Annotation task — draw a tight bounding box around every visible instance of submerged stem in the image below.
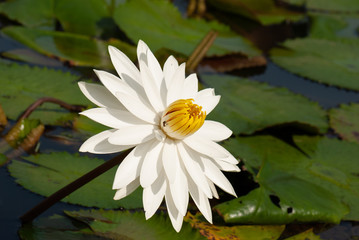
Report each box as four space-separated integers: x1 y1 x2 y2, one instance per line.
20 148 133 224
18 97 86 121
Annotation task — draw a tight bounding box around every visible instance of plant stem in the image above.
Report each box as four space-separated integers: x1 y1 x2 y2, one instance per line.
20 148 133 224
18 97 86 121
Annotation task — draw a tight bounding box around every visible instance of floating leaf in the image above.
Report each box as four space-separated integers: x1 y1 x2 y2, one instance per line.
185 212 285 240
0 0 55 29
284 0 359 12
329 103 359 144
1 26 136 68
8 152 142 208
1 48 62 67
19 210 206 240
283 228 321 240
216 135 359 223
113 0 260 57
270 38 359 91
0 61 88 125
54 0 110 37
207 0 304 25
0 154 7 165
201 74 328 135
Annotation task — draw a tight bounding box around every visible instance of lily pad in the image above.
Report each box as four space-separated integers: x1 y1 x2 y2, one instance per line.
201 74 328 135
215 135 359 223
0 61 88 125
113 0 260 57
1 26 136 68
19 210 206 240
0 0 55 29
329 103 359 144
8 152 142 208
54 0 111 37
207 0 304 25
270 38 359 91
185 212 285 240
285 0 359 12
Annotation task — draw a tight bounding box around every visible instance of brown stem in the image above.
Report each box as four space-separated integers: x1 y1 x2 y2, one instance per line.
186 30 218 73
18 97 86 121
20 148 133 223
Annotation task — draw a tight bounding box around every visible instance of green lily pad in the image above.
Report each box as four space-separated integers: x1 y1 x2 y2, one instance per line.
1 48 63 67
270 38 359 91
1 26 136 68
207 0 304 25
0 61 88 125
8 152 142 208
0 0 55 29
215 135 359 223
309 13 359 39
329 103 359 145
185 212 285 240
19 210 206 240
288 0 359 12
201 74 328 135
54 0 110 37
113 0 260 57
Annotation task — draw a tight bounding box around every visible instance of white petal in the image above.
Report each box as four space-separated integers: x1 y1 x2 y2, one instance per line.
114 178 140 200
213 159 241 172
80 108 146 129
196 88 215 98
194 120 232 142
169 163 189 216
108 45 141 84
188 177 213 223
140 140 164 188
165 186 184 232
177 142 212 198
207 178 219 199
137 40 149 65
146 47 163 88
183 135 229 159
78 82 123 109
115 91 158 124
112 142 152 189
108 124 155 145
166 63 186 106
194 92 220 115
200 156 237 197
163 55 179 90
143 172 166 219
181 73 198 99
79 130 134 154
162 139 180 184
139 60 165 112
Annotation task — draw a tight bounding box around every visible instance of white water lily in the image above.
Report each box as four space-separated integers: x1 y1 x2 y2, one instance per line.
78 40 240 232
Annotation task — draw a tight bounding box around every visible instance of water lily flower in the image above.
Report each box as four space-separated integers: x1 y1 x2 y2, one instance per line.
78 40 240 232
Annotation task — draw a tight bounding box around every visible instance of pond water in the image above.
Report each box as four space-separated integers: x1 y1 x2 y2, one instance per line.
1 3 359 239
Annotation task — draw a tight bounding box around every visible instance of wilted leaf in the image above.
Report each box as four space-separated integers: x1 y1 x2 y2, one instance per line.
4 119 42 147
270 38 359 91
201 74 328 135
8 152 143 208
185 212 285 240
113 0 260 57
0 61 88 125
216 135 359 223
0 103 7 130
207 0 304 25
0 0 55 29
1 26 136 68
329 103 359 145
19 210 206 240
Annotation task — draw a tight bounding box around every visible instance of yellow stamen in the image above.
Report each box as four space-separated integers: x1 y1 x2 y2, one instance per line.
161 99 206 139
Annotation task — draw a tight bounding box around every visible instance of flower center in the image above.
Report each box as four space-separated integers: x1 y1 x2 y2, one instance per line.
160 99 206 140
